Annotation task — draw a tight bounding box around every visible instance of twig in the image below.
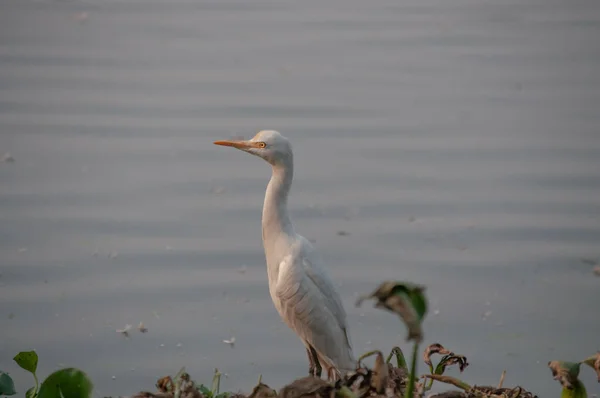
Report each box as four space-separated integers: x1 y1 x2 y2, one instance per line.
497 370 506 388
357 350 383 367
421 375 471 391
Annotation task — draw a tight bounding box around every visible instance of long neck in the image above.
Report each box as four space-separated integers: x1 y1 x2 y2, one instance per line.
262 158 295 247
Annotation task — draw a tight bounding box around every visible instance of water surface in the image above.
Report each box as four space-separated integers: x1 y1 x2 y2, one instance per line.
1 0 599 396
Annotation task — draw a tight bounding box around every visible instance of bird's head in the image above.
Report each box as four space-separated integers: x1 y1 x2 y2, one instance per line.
214 130 292 166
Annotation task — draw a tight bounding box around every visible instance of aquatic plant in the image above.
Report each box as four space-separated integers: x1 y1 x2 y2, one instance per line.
0 371 16 396
11 280 598 398
356 281 427 398
421 342 469 392
548 352 600 398
0 350 93 398
151 367 232 398
121 339 537 398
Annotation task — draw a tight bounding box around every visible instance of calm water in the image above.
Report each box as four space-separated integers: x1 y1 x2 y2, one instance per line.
1 0 599 396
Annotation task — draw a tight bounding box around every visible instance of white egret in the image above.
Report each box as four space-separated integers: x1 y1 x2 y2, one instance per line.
214 130 356 381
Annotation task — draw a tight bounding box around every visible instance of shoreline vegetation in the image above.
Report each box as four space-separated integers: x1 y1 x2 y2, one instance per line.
1 281 598 398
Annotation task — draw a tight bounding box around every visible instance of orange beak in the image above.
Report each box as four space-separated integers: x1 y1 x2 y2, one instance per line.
213 140 261 150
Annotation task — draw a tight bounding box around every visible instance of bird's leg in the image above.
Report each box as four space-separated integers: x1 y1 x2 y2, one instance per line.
327 367 340 383
307 346 322 378
306 347 315 376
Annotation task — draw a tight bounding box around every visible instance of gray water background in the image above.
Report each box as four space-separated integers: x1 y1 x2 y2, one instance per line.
1 0 599 396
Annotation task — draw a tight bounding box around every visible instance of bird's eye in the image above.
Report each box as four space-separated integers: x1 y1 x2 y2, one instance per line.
257 142 266 148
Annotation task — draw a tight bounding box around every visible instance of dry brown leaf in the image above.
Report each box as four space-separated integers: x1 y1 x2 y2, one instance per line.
371 351 388 394
248 382 277 398
156 376 174 393
582 351 600 382
343 367 371 395
470 385 534 398
443 354 469 373
428 392 466 398
278 376 332 398
386 365 407 396
229 394 248 398
548 360 580 389
129 392 174 398
424 343 452 367
356 281 427 343
177 372 202 398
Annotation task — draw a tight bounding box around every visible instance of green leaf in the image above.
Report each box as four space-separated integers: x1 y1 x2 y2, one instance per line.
386 346 408 370
37 368 93 398
211 368 221 395
423 343 451 368
356 281 428 342
561 380 587 398
198 383 212 398
26 386 36 398
215 393 230 398
0 372 17 396
398 284 428 321
13 351 38 375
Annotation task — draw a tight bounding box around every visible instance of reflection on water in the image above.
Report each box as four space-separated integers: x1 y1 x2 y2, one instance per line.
1 0 599 396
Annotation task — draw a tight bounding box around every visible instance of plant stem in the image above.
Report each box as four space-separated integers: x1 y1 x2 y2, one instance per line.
357 350 382 367
404 343 419 398
424 364 434 391
33 372 39 395
211 368 221 395
423 375 471 391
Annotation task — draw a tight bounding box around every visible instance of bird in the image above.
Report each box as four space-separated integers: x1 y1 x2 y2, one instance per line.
214 130 356 381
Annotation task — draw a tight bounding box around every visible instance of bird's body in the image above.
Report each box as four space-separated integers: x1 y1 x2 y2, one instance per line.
214 130 356 380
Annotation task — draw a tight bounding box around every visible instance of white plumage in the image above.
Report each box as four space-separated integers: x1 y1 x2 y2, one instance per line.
214 130 356 380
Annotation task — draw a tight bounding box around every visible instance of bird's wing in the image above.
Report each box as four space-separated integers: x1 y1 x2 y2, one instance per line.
302 257 349 331
275 244 355 370
301 254 355 360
